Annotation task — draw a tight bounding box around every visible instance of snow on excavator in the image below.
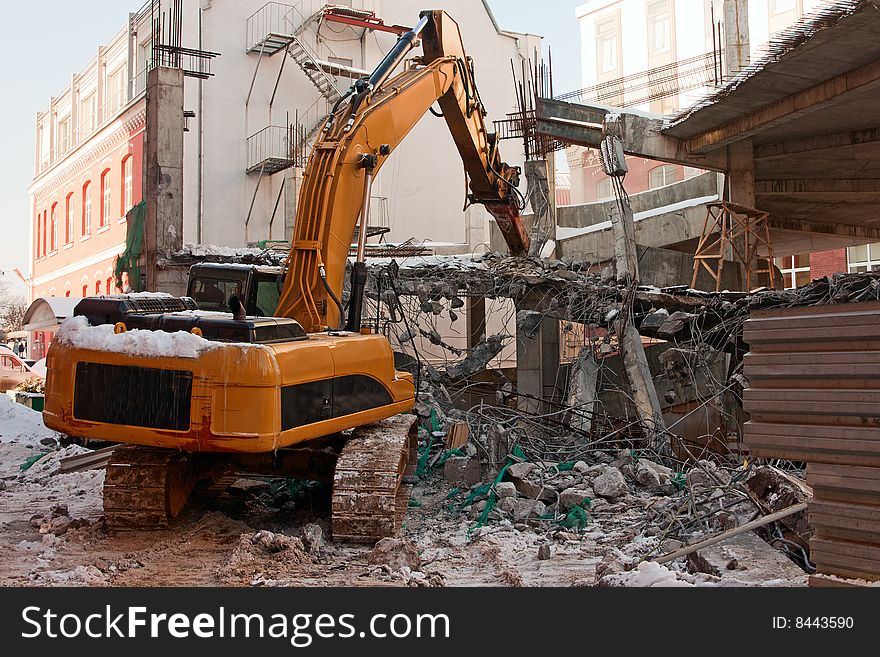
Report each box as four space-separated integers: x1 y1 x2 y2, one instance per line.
42 10 529 541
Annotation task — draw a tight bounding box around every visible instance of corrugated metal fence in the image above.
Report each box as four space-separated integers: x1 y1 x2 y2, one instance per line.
743 302 880 583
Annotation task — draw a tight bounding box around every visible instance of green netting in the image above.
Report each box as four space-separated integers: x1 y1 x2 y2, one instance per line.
556 461 576 472
408 498 422 508
671 472 687 491
19 452 50 472
559 504 590 531
436 448 465 467
114 201 146 292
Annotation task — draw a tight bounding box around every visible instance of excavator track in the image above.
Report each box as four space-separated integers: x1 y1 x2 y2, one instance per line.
331 415 419 543
103 446 217 530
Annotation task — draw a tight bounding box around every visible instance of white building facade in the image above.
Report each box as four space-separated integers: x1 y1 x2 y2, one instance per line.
29 0 541 303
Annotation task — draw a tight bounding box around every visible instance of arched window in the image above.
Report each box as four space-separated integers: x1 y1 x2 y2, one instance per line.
65 193 74 244
107 277 113 294
66 290 71 297
101 168 111 227
95 280 102 295
596 177 614 201
648 164 679 189
82 181 92 235
50 203 58 252
82 284 88 297
35 212 41 257
42 210 47 255
121 155 133 215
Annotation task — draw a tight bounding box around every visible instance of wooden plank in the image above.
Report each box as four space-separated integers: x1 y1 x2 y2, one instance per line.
445 423 469 450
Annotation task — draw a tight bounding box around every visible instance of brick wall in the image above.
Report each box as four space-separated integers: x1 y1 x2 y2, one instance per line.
810 248 849 280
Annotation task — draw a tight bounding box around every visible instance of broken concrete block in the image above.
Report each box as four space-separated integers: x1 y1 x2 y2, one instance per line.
572 461 589 474
443 456 482 488
560 487 594 510
512 498 546 522
639 308 669 332
495 482 517 499
592 467 628 500
497 496 517 514
301 523 322 557
634 462 661 488
510 477 556 503
507 462 534 480
537 544 551 560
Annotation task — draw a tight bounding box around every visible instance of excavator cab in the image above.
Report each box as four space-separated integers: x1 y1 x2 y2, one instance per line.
187 263 283 317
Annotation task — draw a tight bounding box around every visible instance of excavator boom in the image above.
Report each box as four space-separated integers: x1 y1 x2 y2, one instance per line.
276 10 528 333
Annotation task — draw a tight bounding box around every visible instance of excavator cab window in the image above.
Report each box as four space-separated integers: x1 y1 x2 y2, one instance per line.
253 276 281 318
190 277 244 312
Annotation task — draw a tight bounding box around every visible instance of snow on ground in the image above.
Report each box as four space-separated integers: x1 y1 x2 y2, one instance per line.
0 394 59 446
55 316 220 359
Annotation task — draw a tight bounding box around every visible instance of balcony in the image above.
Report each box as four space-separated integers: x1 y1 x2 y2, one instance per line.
247 125 300 174
247 2 305 54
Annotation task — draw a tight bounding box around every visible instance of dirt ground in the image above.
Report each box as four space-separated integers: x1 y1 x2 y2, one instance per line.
0 396 808 588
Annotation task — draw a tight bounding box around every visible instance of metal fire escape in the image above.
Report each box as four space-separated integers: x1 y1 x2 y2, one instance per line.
244 2 405 239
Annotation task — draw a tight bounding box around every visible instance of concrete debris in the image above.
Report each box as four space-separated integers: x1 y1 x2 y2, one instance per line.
495 482 517 498
301 523 323 557
443 455 482 488
537 544 551 560
512 498 546 521
367 538 421 573
560 487 594 510
592 467 628 500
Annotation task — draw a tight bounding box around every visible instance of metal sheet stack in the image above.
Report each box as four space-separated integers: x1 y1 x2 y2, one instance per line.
743 302 880 585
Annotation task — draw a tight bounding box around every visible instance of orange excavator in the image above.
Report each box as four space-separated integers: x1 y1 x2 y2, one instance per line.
42 10 529 541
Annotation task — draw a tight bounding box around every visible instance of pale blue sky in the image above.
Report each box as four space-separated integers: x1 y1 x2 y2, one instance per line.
0 0 583 286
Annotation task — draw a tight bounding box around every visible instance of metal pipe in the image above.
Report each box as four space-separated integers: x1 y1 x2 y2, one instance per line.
355 167 373 262
343 13 430 131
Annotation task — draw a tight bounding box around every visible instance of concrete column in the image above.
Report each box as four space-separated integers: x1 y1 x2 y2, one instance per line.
466 297 486 350
728 138 756 289
516 311 560 414
723 0 750 79
144 66 187 295
525 159 557 258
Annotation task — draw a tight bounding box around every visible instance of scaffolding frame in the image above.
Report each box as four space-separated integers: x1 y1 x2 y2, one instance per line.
691 202 777 292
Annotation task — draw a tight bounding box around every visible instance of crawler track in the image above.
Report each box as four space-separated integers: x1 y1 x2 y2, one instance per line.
331 415 418 542
103 446 216 530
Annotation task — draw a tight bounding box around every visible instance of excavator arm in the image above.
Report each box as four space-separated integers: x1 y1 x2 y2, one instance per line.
275 10 529 334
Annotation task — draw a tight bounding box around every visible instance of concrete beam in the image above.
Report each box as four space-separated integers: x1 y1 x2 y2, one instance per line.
754 127 880 160
768 216 880 241
536 98 727 170
755 179 880 195
687 58 880 154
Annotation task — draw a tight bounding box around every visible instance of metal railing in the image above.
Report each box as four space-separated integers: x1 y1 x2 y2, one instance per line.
247 125 298 173
246 1 318 52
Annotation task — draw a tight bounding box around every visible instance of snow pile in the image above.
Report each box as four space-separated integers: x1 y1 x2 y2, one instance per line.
605 561 697 587
0 394 59 446
126 291 173 299
55 316 219 360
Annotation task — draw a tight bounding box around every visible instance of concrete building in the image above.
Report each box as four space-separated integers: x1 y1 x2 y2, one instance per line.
539 0 880 287
28 0 540 302
561 0 869 289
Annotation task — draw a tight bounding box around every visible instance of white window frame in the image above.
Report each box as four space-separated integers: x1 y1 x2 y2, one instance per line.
50 204 58 252
774 255 811 289
647 1 671 55
648 164 678 189
102 171 112 226
597 19 618 74
847 243 880 273
83 183 92 235
123 157 133 213
66 194 74 244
